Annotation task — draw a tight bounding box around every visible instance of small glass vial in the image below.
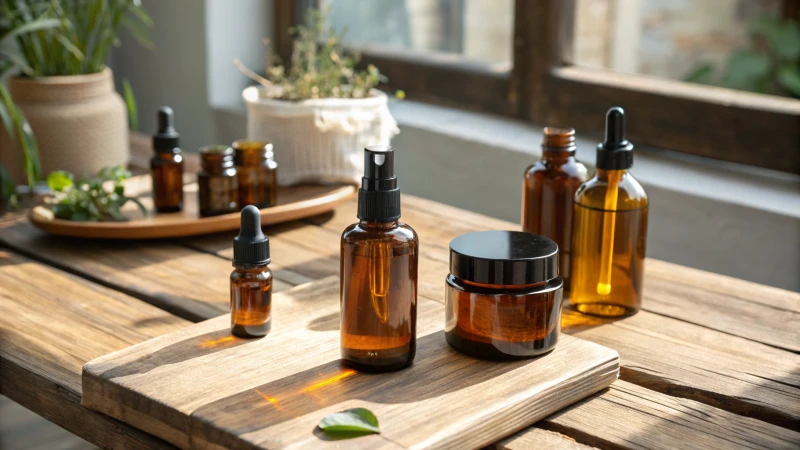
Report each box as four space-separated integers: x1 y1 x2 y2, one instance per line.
198 145 239 217
341 145 419 372
571 108 649 317
150 107 184 213
522 127 588 291
233 140 278 209
445 231 563 359
231 205 272 338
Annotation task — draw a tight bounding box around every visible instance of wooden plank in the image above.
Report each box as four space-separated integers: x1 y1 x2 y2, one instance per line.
496 428 598 450
500 381 800 450
0 395 97 450
0 217 294 322
83 277 620 450
0 250 184 449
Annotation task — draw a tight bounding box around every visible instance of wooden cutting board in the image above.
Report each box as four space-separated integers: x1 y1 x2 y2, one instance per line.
82 277 619 450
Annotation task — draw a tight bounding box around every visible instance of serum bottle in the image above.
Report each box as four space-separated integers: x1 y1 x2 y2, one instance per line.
150 107 184 213
570 108 648 317
340 145 418 372
231 205 272 337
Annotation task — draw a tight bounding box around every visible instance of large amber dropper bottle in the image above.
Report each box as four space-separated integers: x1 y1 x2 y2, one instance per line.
570 108 648 317
340 145 418 372
522 127 588 291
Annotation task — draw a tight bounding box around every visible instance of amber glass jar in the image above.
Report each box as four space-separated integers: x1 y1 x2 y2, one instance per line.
445 231 563 359
233 140 278 209
198 145 239 217
522 127 588 291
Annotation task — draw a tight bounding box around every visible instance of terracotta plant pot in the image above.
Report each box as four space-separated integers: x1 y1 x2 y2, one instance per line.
243 87 399 186
0 67 128 185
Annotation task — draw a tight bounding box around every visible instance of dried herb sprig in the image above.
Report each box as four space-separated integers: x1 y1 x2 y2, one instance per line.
46 166 146 221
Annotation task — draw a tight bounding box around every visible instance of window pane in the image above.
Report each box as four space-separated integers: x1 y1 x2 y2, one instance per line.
316 0 514 66
573 0 797 98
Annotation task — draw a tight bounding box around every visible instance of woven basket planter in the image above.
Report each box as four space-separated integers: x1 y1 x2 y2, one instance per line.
243 87 399 186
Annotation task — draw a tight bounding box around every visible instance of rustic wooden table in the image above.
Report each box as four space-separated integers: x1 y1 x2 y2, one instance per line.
0 150 798 449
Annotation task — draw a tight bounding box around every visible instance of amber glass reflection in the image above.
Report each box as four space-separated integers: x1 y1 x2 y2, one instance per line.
340 220 418 371
522 127 588 291
151 152 184 213
445 276 562 359
233 140 278 209
198 146 239 217
570 169 648 317
230 263 272 338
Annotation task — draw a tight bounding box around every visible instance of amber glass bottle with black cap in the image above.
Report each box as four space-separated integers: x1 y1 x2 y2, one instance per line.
445 230 563 359
571 107 648 317
340 145 418 372
198 145 238 217
230 205 272 338
233 140 278 209
150 106 184 213
522 127 588 291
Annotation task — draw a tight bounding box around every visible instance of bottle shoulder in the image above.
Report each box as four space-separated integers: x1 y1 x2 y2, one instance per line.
575 172 648 210
230 265 272 281
341 222 418 245
524 158 589 181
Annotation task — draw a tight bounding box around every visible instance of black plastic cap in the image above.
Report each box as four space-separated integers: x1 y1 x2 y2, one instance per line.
596 107 633 170
233 205 270 265
153 106 180 153
450 231 559 286
357 145 401 222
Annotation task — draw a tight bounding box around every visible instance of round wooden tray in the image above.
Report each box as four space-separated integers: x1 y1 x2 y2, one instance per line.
29 175 356 239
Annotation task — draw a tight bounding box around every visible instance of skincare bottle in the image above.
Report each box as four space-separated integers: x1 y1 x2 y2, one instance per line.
232 140 278 209
522 127 588 290
150 107 184 213
570 107 648 317
230 205 272 338
340 145 418 372
198 145 239 217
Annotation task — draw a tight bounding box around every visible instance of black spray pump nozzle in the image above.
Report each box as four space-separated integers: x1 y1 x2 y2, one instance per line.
233 205 270 265
153 106 180 153
596 107 634 170
358 145 401 222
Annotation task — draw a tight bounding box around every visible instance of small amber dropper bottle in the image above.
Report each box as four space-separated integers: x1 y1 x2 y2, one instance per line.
522 127 588 291
230 205 272 338
570 107 648 317
341 145 419 372
150 107 184 213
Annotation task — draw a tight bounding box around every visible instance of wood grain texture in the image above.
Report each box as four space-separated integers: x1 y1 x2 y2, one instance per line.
82 277 620 450
0 250 183 449
0 218 293 322
501 380 800 450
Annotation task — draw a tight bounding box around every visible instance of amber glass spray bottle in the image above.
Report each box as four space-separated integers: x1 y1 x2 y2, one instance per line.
150 107 184 212
341 145 418 371
571 108 648 317
522 127 588 290
231 205 272 337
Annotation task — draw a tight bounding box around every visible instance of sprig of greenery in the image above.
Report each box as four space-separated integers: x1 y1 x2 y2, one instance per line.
684 16 800 98
46 166 146 222
237 7 386 100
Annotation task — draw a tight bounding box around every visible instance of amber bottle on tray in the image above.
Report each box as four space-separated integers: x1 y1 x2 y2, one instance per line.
150 107 184 213
198 145 238 217
233 140 278 209
230 205 272 338
522 127 588 291
571 108 648 317
340 145 418 372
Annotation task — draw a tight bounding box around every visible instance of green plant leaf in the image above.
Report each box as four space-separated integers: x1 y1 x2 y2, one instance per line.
47 170 74 192
724 50 771 90
122 78 138 131
775 22 800 60
777 65 800 97
0 83 41 186
0 18 61 43
683 63 715 84
0 164 16 204
318 408 380 436
749 16 781 45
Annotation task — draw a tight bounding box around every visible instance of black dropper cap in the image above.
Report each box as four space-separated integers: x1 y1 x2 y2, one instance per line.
233 205 270 265
595 107 633 170
357 145 401 222
153 106 180 153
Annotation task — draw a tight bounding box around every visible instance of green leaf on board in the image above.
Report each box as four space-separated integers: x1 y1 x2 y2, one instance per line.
318 408 380 436
43 166 141 221
46 171 74 192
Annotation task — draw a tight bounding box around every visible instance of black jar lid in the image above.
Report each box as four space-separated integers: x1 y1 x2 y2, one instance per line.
449 231 558 286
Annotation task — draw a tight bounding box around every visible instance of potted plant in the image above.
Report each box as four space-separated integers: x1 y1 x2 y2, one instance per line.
0 0 151 187
237 8 399 186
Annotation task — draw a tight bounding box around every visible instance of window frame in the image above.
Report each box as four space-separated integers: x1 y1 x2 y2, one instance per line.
275 0 800 174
